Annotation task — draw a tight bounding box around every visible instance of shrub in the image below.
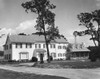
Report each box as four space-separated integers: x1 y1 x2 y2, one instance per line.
47 56 53 61
31 57 38 62
8 60 16 62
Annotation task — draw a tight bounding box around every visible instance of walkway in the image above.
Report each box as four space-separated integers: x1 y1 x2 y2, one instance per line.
0 65 100 79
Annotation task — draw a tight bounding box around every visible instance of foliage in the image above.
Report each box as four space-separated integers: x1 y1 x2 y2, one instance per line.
47 56 53 61
76 10 100 46
31 57 38 62
66 43 72 53
76 9 100 61
21 0 60 63
66 43 72 60
18 33 26 35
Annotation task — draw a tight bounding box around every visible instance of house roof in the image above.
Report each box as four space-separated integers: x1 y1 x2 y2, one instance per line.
71 48 90 52
8 34 68 43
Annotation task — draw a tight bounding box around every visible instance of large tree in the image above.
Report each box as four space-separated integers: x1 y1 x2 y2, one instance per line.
77 10 100 47
76 10 100 61
21 0 60 63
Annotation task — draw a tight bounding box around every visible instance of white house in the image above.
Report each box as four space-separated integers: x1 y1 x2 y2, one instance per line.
3 34 68 61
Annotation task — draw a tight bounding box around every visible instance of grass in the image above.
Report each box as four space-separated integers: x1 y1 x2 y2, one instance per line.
0 69 68 79
34 59 100 69
1 59 100 69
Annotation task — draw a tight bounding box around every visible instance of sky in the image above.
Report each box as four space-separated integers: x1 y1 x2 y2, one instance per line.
0 0 100 47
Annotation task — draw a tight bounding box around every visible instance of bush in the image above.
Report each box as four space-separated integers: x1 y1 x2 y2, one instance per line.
47 56 53 61
8 60 16 62
89 47 98 62
31 57 38 62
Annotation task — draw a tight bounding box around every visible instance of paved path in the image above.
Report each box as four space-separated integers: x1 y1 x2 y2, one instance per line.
0 65 100 79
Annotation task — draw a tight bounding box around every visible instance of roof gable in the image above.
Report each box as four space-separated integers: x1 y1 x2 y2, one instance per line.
5 34 11 45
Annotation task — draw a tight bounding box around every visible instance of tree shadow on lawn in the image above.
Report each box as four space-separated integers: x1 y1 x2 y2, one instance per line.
0 69 69 79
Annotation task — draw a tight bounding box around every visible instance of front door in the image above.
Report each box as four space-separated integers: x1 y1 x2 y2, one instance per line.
40 53 44 63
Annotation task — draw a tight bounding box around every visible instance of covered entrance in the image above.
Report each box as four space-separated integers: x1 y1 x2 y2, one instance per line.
33 49 46 62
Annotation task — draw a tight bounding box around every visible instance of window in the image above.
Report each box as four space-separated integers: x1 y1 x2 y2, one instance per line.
58 46 61 49
35 44 37 48
63 46 66 49
39 44 41 48
16 43 18 48
53 44 55 48
50 44 52 48
26 43 32 48
50 44 55 48
8 54 11 60
29 43 32 48
6 54 8 60
63 53 66 56
58 53 62 57
10 44 12 49
43 44 45 48
26 43 27 48
6 45 8 50
51 53 56 58
20 43 22 48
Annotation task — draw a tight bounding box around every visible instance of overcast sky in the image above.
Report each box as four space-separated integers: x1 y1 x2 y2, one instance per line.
0 0 100 47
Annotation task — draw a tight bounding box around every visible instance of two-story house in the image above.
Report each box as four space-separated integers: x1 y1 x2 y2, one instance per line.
4 34 68 61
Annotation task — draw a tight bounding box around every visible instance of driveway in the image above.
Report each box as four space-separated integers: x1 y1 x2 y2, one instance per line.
0 65 100 79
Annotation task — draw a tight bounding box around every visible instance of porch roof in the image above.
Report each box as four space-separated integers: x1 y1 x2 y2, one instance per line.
71 48 90 52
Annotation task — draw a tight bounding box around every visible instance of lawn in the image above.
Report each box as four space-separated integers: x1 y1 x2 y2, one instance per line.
34 60 100 69
0 69 68 79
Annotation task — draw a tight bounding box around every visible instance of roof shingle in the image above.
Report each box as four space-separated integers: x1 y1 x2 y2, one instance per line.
9 34 68 43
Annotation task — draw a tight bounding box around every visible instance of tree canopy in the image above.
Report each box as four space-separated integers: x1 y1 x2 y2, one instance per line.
76 9 100 46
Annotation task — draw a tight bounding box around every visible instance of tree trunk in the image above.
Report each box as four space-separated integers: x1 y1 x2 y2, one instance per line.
42 18 50 63
45 36 50 63
40 54 44 64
